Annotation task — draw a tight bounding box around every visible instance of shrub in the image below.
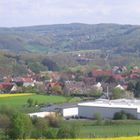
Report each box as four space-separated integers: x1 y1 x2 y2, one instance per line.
43 128 57 139
113 111 135 120
94 113 103 125
57 126 76 138
46 114 61 128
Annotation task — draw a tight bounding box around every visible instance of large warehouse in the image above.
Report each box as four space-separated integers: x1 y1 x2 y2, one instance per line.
78 99 140 119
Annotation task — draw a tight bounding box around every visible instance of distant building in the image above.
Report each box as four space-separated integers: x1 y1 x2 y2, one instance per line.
28 112 57 118
115 84 125 90
92 69 113 77
78 99 140 119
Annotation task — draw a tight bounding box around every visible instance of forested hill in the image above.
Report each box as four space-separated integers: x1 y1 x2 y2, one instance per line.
0 23 140 53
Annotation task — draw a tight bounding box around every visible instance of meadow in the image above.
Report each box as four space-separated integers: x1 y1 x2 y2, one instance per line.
79 124 140 138
62 120 140 138
0 93 80 112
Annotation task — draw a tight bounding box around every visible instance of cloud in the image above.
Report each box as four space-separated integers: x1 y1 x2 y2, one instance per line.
0 0 140 27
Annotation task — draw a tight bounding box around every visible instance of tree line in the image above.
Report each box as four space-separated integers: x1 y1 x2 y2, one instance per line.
0 105 79 139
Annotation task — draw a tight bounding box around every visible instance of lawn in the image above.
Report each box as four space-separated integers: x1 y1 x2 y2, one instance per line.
0 93 80 112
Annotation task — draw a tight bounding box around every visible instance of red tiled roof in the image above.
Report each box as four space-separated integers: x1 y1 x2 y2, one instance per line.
21 77 33 83
131 69 140 73
92 69 113 77
113 74 124 81
48 82 60 87
0 82 14 89
130 74 140 78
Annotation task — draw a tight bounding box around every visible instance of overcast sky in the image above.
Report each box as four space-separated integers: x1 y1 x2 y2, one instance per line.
1 0 140 27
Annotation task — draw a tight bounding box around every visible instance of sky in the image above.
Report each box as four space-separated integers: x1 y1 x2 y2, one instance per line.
1 0 140 27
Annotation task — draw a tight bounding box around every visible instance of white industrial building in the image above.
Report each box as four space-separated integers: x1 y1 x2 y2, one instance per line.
32 99 140 120
28 112 56 118
78 99 140 119
40 102 79 118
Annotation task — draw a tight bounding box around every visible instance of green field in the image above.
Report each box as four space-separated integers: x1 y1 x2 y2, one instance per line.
0 94 80 112
62 120 140 138
80 124 140 138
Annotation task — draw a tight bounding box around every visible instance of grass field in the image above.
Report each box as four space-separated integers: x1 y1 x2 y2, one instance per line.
62 120 140 138
0 93 80 112
79 124 140 138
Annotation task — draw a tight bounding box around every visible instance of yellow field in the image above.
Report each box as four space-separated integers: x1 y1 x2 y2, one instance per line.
74 136 140 140
0 93 33 98
94 136 140 140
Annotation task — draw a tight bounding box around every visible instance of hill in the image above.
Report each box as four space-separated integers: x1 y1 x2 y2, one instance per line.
0 23 140 53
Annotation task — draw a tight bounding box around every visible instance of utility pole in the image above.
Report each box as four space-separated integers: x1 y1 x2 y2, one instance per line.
107 86 109 100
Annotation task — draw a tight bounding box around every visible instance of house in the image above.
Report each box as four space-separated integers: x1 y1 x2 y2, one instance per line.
0 82 14 93
93 82 103 92
130 74 140 79
115 84 125 90
64 81 86 94
60 72 75 81
83 77 96 86
10 84 18 92
113 74 125 81
21 77 35 87
47 71 61 81
92 69 113 77
131 69 140 74
45 81 62 90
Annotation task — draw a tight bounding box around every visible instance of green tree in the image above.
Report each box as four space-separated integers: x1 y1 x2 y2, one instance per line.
33 118 48 138
111 88 124 99
0 105 16 116
57 126 76 138
127 81 135 92
43 128 57 139
8 112 32 139
28 62 46 74
27 98 34 107
113 111 135 120
94 113 102 125
42 58 60 71
46 114 61 128
51 85 63 95
134 81 140 97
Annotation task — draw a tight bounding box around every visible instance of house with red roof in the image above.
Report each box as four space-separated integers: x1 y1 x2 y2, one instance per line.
92 69 113 77
131 69 140 74
0 82 15 93
112 74 125 81
22 77 35 87
12 76 35 87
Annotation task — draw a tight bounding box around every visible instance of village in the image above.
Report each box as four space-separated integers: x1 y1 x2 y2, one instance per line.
1 56 140 139
0 65 140 98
